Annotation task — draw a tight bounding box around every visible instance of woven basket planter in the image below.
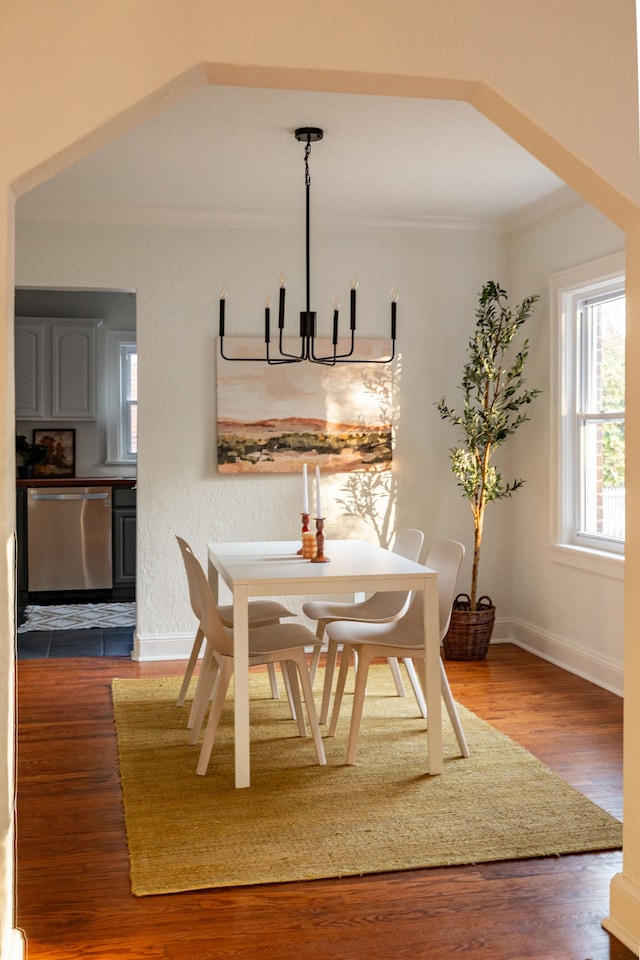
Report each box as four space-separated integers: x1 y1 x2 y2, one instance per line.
443 593 495 660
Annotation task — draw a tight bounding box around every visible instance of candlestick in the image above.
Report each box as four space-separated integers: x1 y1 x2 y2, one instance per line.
310 516 330 562
302 463 309 514
264 295 271 343
298 512 313 556
315 465 322 519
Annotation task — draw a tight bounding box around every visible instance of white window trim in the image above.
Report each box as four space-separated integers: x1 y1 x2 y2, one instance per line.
105 329 137 465
550 251 625 579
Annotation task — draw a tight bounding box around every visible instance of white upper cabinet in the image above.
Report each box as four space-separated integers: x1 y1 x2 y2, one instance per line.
15 318 97 421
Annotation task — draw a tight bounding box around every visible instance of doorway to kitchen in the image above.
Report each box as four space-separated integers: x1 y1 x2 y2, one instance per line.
15 286 137 657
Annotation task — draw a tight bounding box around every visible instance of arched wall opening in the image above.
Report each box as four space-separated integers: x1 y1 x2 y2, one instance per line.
6 58 640 956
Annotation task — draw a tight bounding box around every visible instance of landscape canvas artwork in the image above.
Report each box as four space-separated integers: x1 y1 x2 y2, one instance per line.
216 338 393 474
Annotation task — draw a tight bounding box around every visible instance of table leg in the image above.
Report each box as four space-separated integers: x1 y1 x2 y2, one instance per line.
423 576 443 775
233 583 251 788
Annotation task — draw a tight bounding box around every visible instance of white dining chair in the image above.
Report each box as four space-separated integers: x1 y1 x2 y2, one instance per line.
325 539 470 765
303 528 424 723
175 536 296 716
177 539 326 776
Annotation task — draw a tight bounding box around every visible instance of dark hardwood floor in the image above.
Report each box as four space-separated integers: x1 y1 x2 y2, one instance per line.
15 644 633 960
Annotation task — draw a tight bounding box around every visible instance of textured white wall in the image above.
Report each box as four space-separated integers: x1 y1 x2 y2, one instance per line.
509 203 626 682
15 218 508 647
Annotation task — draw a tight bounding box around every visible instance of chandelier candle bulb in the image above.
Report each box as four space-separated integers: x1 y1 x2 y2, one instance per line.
219 288 227 337
264 295 271 342
302 463 309 514
350 274 358 330
278 275 286 328
315 464 322 518
391 287 398 340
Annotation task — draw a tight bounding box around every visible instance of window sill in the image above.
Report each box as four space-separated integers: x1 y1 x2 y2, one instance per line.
550 543 624 580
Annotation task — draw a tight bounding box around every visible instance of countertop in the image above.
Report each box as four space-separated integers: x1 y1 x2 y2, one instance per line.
16 477 136 488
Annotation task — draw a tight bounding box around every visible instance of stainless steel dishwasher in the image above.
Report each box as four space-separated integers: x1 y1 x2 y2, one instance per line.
27 486 113 592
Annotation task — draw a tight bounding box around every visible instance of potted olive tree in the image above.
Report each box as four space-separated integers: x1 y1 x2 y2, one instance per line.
436 281 540 659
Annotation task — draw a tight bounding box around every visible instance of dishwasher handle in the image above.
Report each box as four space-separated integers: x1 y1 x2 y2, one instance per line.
29 492 111 502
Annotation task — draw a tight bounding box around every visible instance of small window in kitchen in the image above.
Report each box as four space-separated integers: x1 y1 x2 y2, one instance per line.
106 331 137 464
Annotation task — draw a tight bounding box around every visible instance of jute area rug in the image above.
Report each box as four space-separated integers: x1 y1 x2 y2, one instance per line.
111 668 622 897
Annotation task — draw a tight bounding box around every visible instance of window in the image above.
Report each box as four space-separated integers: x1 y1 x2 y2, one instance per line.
106 331 137 464
553 253 625 563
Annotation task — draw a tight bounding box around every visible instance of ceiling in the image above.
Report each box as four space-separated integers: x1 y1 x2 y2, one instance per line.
17 85 569 227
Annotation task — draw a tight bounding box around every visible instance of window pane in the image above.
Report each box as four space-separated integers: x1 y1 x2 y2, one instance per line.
582 295 625 414
580 418 625 539
128 401 138 455
128 350 138 401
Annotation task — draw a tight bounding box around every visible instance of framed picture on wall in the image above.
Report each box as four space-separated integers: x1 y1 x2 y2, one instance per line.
33 429 76 478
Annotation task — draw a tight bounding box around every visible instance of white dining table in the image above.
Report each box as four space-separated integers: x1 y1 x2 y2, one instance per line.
207 538 441 788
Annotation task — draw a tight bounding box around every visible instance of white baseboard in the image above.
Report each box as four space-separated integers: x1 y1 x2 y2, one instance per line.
132 618 624 698
132 632 193 661
603 873 640 954
6 928 24 960
506 617 623 697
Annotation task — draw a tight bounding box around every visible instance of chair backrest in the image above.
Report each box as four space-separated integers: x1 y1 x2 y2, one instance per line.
391 528 424 563
396 540 465 643
175 536 234 656
176 536 203 621
424 539 465 639
352 529 425 622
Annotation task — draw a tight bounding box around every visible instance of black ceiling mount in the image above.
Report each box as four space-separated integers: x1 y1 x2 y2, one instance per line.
294 127 324 143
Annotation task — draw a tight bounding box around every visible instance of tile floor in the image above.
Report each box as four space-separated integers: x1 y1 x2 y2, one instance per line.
16 627 134 660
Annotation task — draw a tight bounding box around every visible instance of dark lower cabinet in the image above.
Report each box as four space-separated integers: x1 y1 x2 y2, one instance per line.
112 487 136 600
17 482 136 605
16 487 28 612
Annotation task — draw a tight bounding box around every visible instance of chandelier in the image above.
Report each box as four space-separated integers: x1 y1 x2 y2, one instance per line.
218 127 398 365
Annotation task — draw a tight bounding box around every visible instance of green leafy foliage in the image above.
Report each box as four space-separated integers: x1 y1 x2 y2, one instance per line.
436 281 541 608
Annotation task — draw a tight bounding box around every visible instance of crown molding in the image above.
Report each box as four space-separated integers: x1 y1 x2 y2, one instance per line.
15 187 584 238
504 185 586 238
15 198 507 237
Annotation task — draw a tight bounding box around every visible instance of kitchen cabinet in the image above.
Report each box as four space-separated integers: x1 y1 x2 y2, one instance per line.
15 318 97 421
112 486 136 600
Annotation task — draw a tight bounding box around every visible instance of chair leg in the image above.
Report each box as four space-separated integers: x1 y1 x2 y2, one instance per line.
177 627 205 707
280 663 298 722
440 659 471 757
196 659 234 775
308 646 322 688
293 656 327 766
345 647 373 765
188 645 219 742
327 644 353 736
307 619 326 689
267 662 280 698
402 657 427 719
320 638 339 724
387 656 406 697
283 661 307 737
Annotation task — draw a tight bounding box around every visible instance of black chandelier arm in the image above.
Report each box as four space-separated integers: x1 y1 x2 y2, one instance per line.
309 337 397 365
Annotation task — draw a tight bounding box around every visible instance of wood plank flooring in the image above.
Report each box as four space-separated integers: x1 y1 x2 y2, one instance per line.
15 644 634 960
